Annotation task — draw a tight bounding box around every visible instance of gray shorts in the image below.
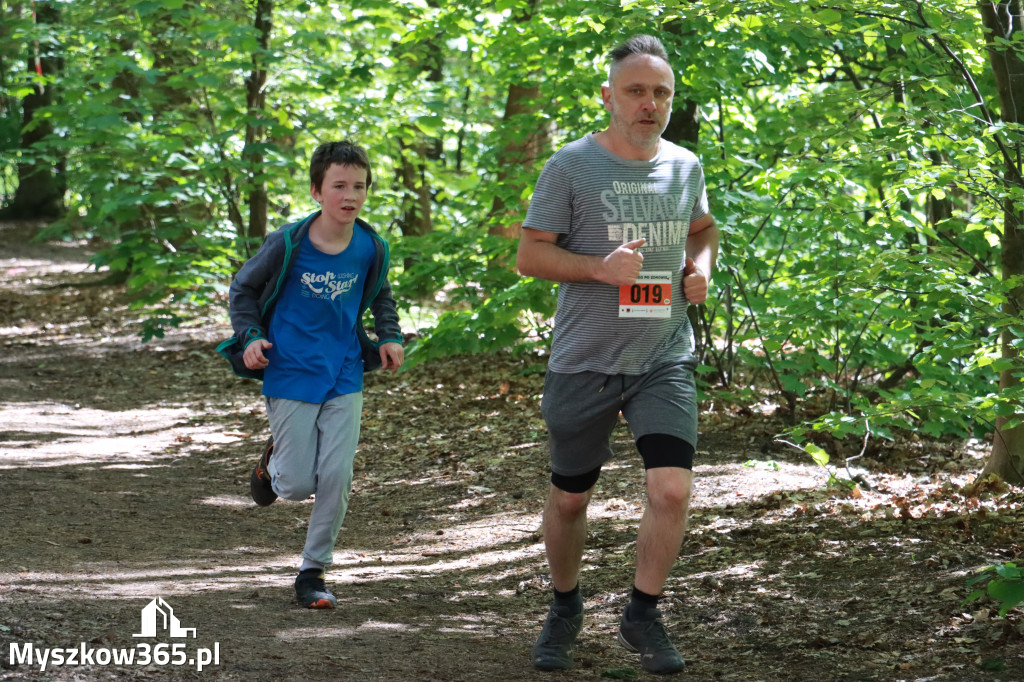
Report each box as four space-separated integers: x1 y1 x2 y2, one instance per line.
541 359 699 477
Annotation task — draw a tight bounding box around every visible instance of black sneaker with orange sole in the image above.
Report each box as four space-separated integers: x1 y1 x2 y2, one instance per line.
249 437 277 506
295 569 337 609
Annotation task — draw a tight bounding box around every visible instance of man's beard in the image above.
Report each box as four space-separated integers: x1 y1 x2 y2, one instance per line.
610 107 671 149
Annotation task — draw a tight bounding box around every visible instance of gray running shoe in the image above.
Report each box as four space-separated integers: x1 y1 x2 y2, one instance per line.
617 606 685 674
532 604 583 671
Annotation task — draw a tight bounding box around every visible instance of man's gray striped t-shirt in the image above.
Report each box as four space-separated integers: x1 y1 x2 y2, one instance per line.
523 132 709 375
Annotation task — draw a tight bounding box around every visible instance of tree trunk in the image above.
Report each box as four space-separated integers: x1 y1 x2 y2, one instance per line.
662 98 700 151
662 98 704 355
4 0 64 219
244 0 272 242
0 1 23 104
487 81 551 239
487 0 547 240
0 1 23 203
980 0 1024 485
398 137 434 239
394 1 442 245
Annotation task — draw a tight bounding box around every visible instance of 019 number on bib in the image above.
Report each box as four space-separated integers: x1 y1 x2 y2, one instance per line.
619 271 672 318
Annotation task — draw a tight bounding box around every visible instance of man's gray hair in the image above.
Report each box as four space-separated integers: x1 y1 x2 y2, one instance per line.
607 35 670 84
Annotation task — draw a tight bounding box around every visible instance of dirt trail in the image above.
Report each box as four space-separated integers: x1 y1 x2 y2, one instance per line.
0 220 1021 681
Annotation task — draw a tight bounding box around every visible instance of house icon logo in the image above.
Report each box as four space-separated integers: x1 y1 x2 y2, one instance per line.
132 598 196 639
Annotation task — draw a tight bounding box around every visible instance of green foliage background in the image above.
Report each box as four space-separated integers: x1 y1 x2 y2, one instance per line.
3 0 1023 448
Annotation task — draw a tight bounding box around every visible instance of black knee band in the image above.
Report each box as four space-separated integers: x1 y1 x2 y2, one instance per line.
551 465 601 493
636 434 694 471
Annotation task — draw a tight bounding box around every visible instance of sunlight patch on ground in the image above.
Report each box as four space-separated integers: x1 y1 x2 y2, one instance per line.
276 626 363 642
0 513 546 600
718 562 762 578
328 545 545 585
0 324 38 337
697 514 747 531
401 511 539 551
276 620 426 643
0 401 190 437
0 318 98 340
0 401 260 469
1 323 227 359
0 559 302 601
2 256 92 276
439 612 500 624
437 624 499 634
691 460 823 508
961 438 989 461
359 621 417 632
590 497 644 519
447 486 497 510
2 435 183 468
192 495 255 508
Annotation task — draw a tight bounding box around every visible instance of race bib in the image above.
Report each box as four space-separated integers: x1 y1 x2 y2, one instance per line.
619 271 672 318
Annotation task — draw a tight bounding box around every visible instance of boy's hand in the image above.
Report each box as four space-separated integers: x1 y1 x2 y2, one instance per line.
379 342 404 372
243 339 272 370
683 257 709 304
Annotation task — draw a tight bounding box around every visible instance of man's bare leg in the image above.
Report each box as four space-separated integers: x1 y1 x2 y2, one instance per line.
635 467 692 594
532 484 594 671
617 466 692 675
543 484 594 592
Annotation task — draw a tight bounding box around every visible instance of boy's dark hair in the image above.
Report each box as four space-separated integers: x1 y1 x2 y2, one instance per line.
309 140 372 191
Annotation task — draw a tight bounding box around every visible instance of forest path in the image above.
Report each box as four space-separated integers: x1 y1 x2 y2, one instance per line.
0 220 1020 681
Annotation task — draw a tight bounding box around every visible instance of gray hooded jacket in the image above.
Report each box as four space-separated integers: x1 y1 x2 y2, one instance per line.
217 211 402 380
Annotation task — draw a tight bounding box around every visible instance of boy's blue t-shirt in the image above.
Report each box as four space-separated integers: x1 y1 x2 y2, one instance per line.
262 228 375 402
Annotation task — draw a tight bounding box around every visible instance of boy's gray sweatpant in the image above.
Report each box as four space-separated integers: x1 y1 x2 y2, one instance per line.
265 392 363 568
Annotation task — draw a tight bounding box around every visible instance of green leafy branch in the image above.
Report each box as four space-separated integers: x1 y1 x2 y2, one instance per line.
964 563 1024 618
776 419 872 488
